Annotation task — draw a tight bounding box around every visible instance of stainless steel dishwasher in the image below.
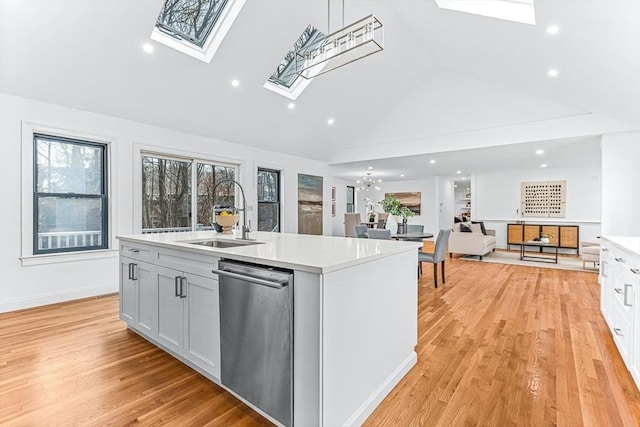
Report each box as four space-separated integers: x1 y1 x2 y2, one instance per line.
213 259 294 427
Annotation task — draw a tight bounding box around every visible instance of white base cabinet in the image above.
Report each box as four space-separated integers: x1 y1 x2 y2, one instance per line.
119 243 221 380
157 265 221 377
600 237 640 389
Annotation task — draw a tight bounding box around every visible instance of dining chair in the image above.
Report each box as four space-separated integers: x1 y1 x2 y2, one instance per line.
406 224 424 233
354 225 369 238
367 229 391 240
376 219 386 229
344 213 362 237
418 228 451 288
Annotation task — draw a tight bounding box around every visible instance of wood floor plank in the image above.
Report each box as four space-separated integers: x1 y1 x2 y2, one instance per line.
1 259 639 426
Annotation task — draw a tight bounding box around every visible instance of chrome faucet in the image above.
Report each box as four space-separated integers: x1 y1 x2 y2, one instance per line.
212 179 251 240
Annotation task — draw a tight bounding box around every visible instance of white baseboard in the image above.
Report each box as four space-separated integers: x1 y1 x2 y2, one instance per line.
345 351 418 427
0 284 118 313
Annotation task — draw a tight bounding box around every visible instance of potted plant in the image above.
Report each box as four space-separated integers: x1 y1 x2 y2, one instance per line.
364 197 379 222
380 197 415 224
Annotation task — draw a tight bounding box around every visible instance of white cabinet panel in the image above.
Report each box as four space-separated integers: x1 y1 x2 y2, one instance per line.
184 273 221 378
157 266 185 354
119 257 137 324
601 237 640 391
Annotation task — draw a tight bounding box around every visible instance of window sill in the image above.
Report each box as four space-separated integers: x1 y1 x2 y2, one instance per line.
20 249 119 267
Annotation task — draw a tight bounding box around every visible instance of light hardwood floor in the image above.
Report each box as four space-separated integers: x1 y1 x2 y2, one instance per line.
1 258 639 426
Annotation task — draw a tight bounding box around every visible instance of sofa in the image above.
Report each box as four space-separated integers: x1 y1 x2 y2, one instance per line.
448 222 496 259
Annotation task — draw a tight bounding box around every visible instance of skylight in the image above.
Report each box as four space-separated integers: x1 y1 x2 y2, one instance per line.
435 0 536 25
151 0 246 63
263 25 327 100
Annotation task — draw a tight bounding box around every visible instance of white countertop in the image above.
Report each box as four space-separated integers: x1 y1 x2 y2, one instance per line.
116 231 423 274
602 235 640 257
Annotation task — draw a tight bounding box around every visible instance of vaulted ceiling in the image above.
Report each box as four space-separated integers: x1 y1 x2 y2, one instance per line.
1 0 638 179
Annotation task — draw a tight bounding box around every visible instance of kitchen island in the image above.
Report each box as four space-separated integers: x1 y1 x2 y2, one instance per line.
116 231 421 426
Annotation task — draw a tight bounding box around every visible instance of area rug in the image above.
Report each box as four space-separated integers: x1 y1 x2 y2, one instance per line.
459 250 598 273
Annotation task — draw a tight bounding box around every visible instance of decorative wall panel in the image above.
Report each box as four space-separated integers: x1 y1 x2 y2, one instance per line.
520 180 566 217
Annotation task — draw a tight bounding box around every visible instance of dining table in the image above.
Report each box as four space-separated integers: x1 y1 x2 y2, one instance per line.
390 232 434 240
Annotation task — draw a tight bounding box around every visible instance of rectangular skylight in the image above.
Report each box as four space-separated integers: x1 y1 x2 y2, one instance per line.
151 0 246 63
263 25 327 100
435 0 536 25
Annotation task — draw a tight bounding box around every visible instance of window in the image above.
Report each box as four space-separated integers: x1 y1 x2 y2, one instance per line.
151 0 246 63
33 134 108 254
142 153 237 233
257 168 280 232
346 186 355 213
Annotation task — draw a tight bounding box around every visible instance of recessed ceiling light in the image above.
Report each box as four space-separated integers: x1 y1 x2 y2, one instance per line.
547 25 560 35
231 79 240 87
467 188 470 191
536 149 544 155
378 179 382 183
456 170 462 174
462 177 466 180
400 174 405 178
541 163 548 168
327 118 335 125
368 166 373 170
547 69 559 77
142 43 154 53
287 102 295 109
430 159 436 164
454 185 457 188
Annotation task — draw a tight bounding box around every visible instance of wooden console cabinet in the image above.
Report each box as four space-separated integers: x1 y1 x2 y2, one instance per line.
507 223 579 253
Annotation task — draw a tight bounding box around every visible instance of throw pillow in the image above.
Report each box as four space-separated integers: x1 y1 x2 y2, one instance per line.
469 223 483 233
460 223 472 232
472 220 487 235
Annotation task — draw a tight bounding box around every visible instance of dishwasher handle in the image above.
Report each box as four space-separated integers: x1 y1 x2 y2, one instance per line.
212 268 289 289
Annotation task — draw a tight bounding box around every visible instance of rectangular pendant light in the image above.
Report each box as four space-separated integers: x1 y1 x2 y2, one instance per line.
295 14 383 80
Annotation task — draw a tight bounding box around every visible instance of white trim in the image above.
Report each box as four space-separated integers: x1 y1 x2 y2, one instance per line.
133 142 245 234
255 161 287 232
20 249 118 267
343 352 417 426
20 121 116 259
0 283 118 313
150 0 246 63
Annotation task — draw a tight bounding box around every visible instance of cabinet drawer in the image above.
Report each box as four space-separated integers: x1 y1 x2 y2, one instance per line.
120 241 154 261
156 247 220 279
611 304 633 366
610 282 633 323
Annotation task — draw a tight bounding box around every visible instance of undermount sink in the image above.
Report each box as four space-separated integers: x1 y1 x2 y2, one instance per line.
181 239 264 248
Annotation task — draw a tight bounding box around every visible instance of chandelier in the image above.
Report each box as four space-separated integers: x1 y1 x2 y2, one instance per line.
356 172 381 191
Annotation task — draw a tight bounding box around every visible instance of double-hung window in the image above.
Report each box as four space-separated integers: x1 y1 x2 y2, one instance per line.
33 134 108 254
257 168 281 232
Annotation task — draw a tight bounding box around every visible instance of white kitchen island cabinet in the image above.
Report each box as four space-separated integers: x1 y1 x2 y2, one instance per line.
600 236 640 390
117 231 422 427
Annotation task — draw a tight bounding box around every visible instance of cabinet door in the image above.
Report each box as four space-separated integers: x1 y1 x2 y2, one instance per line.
184 273 221 378
541 225 560 246
507 224 523 245
157 266 185 354
600 246 616 321
524 225 540 242
632 266 640 387
119 257 138 325
559 226 579 249
135 261 157 337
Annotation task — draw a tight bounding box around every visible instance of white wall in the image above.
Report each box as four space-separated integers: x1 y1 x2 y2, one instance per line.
601 131 640 236
0 93 333 312
355 179 439 235
474 166 602 248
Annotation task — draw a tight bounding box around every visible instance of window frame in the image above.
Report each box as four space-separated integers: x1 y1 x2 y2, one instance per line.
257 168 281 232
20 122 116 266
33 134 109 255
137 147 241 234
